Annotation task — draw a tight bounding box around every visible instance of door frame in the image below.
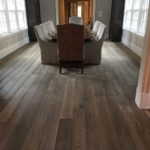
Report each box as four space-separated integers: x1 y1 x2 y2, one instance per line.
55 0 96 25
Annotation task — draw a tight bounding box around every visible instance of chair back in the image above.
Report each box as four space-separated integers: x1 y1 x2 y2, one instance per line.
41 23 50 39
47 21 57 34
69 16 83 25
34 25 45 41
97 23 107 40
57 24 84 61
92 21 101 33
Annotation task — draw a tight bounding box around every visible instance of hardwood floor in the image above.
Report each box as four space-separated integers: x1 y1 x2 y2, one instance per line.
0 41 150 150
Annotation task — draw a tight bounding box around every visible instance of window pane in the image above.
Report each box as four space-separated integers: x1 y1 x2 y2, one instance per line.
139 11 148 34
9 11 17 30
133 0 140 10
142 0 149 9
16 0 24 10
0 0 5 10
7 0 16 10
126 11 132 28
123 14 127 28
125 0 133 10
18 11 25 28
127 11 132 20
131 10 139 31
77 5 82 17
0 12 8 34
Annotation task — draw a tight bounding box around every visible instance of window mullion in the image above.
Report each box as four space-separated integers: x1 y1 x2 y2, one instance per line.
137 0 143 33
130 0 134 29
14 0 19 29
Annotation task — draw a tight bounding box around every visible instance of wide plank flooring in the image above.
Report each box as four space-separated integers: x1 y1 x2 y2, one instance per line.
0 41 150 150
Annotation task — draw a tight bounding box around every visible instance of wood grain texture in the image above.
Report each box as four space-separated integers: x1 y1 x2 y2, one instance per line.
0 41 150 150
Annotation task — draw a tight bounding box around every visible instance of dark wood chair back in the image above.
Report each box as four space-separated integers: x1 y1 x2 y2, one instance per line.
57 24 84 61
57 24 84 74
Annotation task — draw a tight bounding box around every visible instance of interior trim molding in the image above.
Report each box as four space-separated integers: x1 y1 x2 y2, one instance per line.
140 93 150 109
136 88 150 109
122 37 143 57
0 37 29 59
136 87 150 109
136 86 142 108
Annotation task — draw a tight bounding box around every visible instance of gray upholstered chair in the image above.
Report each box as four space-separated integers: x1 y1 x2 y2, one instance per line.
41 22 52 40
46 21 57 36
69 16 83 25
85 22 107 64
88 21 101 36
34 24 58 64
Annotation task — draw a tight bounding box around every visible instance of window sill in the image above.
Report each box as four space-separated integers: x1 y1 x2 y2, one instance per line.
122 28 145 37
0 28 28 39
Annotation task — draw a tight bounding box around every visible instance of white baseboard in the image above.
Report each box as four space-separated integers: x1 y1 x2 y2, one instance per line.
135 86 142 108
136 87 150 109
122 37 143 57
0 37 29 59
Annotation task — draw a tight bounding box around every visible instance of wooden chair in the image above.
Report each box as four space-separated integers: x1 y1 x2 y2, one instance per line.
57 24 84 74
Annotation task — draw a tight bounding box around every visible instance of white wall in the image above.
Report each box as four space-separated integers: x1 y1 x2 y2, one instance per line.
39 0 56 24
122 29 144 57
0 30 29 59
95 0 112 39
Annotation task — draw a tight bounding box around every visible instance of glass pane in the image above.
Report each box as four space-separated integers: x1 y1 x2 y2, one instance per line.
18 11 25 28
16 0 24 10
127 11 132 20
131 11 139 31
125 0 133 10
123 14 127 28
0 0 5 10
139 11 148 34
7 0 16 10
9 11 17 30
142 0 149 9
123 11 132 29
133 0 141 10
132 10 139 20
77 5 82 17
126 20 131 28
0 12 8 33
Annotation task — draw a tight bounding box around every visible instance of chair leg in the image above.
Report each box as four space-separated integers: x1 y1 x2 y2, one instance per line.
81 61 84 74
59 61 62 74
59 66 62 74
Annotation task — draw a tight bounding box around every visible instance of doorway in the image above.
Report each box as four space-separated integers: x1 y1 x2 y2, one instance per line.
58 0 94 25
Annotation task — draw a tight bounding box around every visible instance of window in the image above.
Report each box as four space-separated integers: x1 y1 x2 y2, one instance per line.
123 0 149 35
0 0 27 36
